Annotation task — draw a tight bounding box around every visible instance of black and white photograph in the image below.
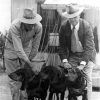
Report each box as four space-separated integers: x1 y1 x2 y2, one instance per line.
0 0 100 100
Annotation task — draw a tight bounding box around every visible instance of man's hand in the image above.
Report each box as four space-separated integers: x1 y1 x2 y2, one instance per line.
32 63 43 75
25 62 40 74
63 62 72 69
77 64 85 70
27 61 33 68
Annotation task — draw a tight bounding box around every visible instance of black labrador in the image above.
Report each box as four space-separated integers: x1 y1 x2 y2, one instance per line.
40 65 67 100
9 63 49 100
65 68 87 100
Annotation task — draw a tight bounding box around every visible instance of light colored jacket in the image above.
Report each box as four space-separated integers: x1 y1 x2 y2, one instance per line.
4 19 42 61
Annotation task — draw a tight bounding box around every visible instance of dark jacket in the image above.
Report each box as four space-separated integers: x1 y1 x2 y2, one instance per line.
59 18 96 63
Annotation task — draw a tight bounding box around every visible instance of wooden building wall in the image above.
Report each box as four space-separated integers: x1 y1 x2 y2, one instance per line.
38 5 61 52
11 0 37 22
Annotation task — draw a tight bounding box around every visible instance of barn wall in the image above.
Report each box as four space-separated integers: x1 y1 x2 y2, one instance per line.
0 0 11 33
11 0 37 22
83 7 100 65
38 5 61 52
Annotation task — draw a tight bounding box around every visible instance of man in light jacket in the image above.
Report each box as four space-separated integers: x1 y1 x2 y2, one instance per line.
4 8 42 100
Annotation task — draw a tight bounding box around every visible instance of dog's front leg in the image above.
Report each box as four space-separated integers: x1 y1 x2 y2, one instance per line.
60 92 65 100
48 92 53 100
56 93 59 100
82 90 88 100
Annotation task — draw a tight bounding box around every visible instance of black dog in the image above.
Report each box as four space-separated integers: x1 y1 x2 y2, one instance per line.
65 68 87 100
40 65 67 100
9 63 49 100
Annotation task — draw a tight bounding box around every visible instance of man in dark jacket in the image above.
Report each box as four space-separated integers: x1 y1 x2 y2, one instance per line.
59 4 96 100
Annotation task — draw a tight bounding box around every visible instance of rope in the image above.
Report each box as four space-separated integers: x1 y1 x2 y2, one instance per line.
40 15 49 52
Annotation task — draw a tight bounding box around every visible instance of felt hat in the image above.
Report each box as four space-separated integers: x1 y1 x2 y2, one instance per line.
20 8 42 24
62 5 84 18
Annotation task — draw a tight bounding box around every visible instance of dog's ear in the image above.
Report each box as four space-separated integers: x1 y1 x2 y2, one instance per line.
8 68 25 81
8 72 21 81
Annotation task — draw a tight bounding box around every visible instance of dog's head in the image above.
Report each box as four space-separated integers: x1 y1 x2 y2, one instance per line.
9 67 34 81
9 66 35 90
68 68 87 96
9 68 24 81
40 65 66 85
9 62 35 81
39 64 53 81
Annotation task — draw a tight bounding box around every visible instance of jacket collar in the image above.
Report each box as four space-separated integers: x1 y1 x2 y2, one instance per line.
71 22 79 31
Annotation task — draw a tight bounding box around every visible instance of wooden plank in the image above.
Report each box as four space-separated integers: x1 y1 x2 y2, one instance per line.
41 4 66 10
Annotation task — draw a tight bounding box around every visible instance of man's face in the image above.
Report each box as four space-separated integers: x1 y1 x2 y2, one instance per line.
69 16 80 26
23 23 34 31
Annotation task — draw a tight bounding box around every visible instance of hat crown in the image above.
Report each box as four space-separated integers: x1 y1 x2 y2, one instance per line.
68 6 79 14
23 9 36 19
19 8 42 24
61 4 84 19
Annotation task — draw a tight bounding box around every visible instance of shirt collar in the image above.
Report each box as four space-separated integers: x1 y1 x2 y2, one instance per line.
71 22 79 30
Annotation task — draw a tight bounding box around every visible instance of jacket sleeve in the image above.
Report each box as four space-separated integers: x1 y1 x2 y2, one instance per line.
82 22 96 63
29 23 42 60
10 25 29 62
59 25 69 61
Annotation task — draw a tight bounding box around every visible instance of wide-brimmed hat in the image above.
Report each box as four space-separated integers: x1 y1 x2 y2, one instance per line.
19 8 42 24
62 5 84 18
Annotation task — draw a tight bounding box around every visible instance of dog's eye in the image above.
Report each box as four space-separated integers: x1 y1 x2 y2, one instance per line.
9 73 23 81
9 73 19 81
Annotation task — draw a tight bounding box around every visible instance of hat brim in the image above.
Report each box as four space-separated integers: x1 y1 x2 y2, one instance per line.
20 14 42 24
62 7 84 19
